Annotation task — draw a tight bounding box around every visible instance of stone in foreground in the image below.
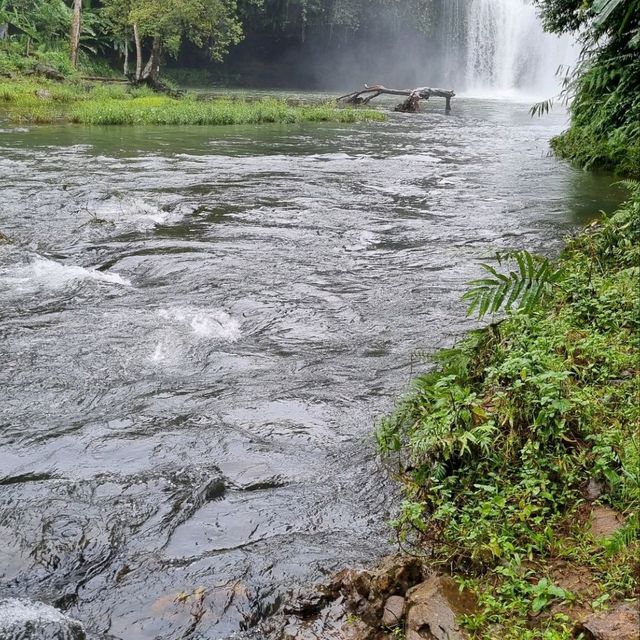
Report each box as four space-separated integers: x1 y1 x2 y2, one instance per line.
406 576 476 640
0 598 86 640
381 595 406 627
575 602 640 640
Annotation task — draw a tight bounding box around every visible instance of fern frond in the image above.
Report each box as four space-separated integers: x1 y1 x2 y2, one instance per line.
603 513 639 556
463 250 565 320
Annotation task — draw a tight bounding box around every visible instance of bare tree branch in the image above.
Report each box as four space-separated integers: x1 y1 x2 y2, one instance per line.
337 84 455 112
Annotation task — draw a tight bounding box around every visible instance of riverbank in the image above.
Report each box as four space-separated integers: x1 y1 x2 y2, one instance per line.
375 186 640 638
0 78 383 126
276 187 639 640
552 127 640 178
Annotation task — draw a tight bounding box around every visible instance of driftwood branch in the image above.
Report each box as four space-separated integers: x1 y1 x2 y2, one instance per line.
337 84 455 112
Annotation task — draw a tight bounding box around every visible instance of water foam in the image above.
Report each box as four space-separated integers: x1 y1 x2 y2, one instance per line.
0 257 131 292
0 598 85 638
158 307 241 342
90 196 171 228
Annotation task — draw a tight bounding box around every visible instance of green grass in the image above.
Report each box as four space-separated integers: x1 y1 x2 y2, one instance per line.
378 185 640 639
0 78 384 126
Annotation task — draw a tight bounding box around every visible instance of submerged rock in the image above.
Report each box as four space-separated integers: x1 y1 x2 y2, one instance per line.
0 598 85 640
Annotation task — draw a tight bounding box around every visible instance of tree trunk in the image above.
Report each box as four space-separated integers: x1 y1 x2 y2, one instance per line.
141 37 162 84
70 0 82 67
133 23 143 81
337 84 456 112
123 41 129 76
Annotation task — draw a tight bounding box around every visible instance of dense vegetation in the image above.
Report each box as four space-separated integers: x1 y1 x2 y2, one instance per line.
0 77 382 124
534 0 640 176
0 0 437 83
0 1 386 126
378 184 640 639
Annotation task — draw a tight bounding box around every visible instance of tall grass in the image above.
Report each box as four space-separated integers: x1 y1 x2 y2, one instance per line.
69 96 383 126
0 80 384 126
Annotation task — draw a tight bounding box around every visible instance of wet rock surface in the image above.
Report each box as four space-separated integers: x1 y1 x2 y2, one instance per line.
405 576 476 640
574 602 640 640
261 557 479 640
0 598 86 640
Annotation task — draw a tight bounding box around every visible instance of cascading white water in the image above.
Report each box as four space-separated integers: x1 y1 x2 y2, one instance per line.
435 0 576 98
460 0 577 97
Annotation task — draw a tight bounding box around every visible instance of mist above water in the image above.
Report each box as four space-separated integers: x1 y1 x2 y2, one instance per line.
220 0 576 99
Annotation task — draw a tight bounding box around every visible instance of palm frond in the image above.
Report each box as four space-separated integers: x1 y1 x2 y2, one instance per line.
463 250 565 320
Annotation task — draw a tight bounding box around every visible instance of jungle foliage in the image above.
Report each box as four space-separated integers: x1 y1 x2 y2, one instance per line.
0 0 439 83
378 183 640 638
533 0 640 176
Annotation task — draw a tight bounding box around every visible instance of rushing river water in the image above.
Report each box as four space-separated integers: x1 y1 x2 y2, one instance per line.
0 97 622 639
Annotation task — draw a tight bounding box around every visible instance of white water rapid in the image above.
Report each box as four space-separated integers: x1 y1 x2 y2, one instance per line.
443 0 577 98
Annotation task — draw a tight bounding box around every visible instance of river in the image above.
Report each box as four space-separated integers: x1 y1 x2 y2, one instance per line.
0 97 622 639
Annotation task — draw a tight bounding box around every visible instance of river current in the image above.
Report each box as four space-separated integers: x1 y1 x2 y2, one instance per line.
0 97 621 639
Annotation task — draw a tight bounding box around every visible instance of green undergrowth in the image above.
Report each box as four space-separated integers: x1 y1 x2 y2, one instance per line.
378 185 640 639
551 45 640 178
552 127 640 179
0 78 384 126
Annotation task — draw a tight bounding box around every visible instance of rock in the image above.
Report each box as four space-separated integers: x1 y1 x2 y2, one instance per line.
586 478 604 501
589 506 625 539
382 595 406 628
575 602 639 640
333 556 424 627
33 63 65 81
0 598 85 640
405 576 476 640
269 556 425 640
36 89 52 100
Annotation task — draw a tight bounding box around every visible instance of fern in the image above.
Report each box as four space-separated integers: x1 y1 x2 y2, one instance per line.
603 513 640 556
463 250 565 320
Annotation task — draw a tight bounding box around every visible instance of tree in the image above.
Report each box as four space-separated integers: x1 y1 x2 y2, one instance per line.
533 0 640 175
102 0 246 83
70 0 82 66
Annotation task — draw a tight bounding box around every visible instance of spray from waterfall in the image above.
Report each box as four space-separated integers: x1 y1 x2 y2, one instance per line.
460 0 577 97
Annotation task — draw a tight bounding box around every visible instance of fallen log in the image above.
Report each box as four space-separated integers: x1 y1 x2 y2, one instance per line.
80 75 129 83
337 84 455 112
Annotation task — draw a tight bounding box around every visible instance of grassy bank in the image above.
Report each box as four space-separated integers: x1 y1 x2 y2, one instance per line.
0 79 384 126
378 186 640 639
552 127 640 179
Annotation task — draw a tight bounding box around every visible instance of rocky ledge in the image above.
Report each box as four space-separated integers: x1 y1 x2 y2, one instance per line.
262 556 639 640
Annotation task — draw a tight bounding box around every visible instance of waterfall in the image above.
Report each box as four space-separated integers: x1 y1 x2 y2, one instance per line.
443 0 577 98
